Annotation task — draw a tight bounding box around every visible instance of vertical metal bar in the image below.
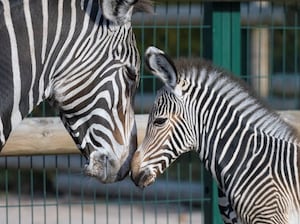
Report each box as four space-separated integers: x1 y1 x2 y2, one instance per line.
5 158 9 224
203 2 241 224
142 187 146 224
67 155 71 224
230 4 241 76
166 170 170 224
81 158 84 224
188 153 192 223
118 181 121 224
188 1 192 57
203 3 213 61
55 156 59 224
177 163 181 224
211 3 241 223
202 3 213 222
129 170 134 224
93 180 97 224
152 3 158 97
155 185 158 224
212 2 241 75
282 3 287 102
43 156 47 224
30 156 34 224
294 7 298 74
140 7 146 114
18 157 21 224
270 2 275 103
164 1 169 52
105 185 109 224
245 2 251 80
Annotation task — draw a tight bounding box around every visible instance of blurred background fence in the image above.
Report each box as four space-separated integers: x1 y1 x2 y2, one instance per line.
1 0 300 223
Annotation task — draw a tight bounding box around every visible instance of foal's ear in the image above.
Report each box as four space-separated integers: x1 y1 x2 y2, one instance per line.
101 0 136 25
145 46 178 89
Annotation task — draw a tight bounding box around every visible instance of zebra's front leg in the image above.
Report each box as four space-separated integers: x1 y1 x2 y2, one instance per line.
218 188 239 224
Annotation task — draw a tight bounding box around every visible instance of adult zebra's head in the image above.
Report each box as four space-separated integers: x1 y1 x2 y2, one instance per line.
49 0 152 183
131 47 197 188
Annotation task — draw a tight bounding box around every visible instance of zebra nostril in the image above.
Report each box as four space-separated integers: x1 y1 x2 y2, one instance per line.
100 154 109 161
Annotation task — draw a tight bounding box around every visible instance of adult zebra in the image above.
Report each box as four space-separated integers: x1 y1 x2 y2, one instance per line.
0 0 152 183
131 47 300 223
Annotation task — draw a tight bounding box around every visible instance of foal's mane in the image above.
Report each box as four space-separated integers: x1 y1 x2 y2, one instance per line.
173 57 299 143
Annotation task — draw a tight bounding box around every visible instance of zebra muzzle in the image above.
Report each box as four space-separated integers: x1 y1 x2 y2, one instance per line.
131 169 156 188
84 151 116 183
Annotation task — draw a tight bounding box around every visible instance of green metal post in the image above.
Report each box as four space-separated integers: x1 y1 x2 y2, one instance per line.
203 2 241 74
213 2 241 224
203 2 241 224
212 2 241 75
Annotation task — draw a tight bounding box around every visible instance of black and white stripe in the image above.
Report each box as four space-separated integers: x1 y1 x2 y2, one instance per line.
0 0 152 183
131 46 300 223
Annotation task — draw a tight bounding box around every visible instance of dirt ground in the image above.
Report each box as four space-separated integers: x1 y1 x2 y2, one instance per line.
0 195 203 224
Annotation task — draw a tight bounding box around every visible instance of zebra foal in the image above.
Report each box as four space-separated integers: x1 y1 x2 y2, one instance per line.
0 0 152 183
131 46 300 223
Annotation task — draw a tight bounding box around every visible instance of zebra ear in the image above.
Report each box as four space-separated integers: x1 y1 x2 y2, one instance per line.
145 46 178 89
101 0 136 24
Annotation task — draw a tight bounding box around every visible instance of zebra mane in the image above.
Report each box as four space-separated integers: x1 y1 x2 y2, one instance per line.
173 57 299 143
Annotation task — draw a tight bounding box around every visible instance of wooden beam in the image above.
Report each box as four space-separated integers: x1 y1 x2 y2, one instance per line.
1 111 300 156
278 111 300 134
1 115 148 156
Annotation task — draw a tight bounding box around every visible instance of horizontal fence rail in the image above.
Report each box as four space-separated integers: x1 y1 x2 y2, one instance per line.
2 112 300 156
1 115 148 156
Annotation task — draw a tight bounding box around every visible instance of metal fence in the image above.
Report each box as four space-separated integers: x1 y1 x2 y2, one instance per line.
1 1 300 223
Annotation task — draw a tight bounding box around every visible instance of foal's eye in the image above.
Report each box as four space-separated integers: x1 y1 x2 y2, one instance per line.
153 118 168 126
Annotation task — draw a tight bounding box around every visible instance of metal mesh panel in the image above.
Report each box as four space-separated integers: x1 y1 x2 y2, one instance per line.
1 1 299 223
0 154 204 224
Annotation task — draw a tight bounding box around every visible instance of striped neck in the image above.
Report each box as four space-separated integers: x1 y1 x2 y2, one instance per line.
175 59 300 190
174 58 298 145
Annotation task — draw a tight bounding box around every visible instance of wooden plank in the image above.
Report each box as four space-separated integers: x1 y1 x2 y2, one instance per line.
1 115 148 156
1 112 300 156
278 111 300 133
2 118 75 156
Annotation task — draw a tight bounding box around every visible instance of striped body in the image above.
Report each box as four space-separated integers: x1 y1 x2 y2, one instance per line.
131 47 300 223
0 0 151 183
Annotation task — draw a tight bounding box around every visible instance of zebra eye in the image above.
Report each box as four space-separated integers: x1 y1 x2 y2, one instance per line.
153 117 168 126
